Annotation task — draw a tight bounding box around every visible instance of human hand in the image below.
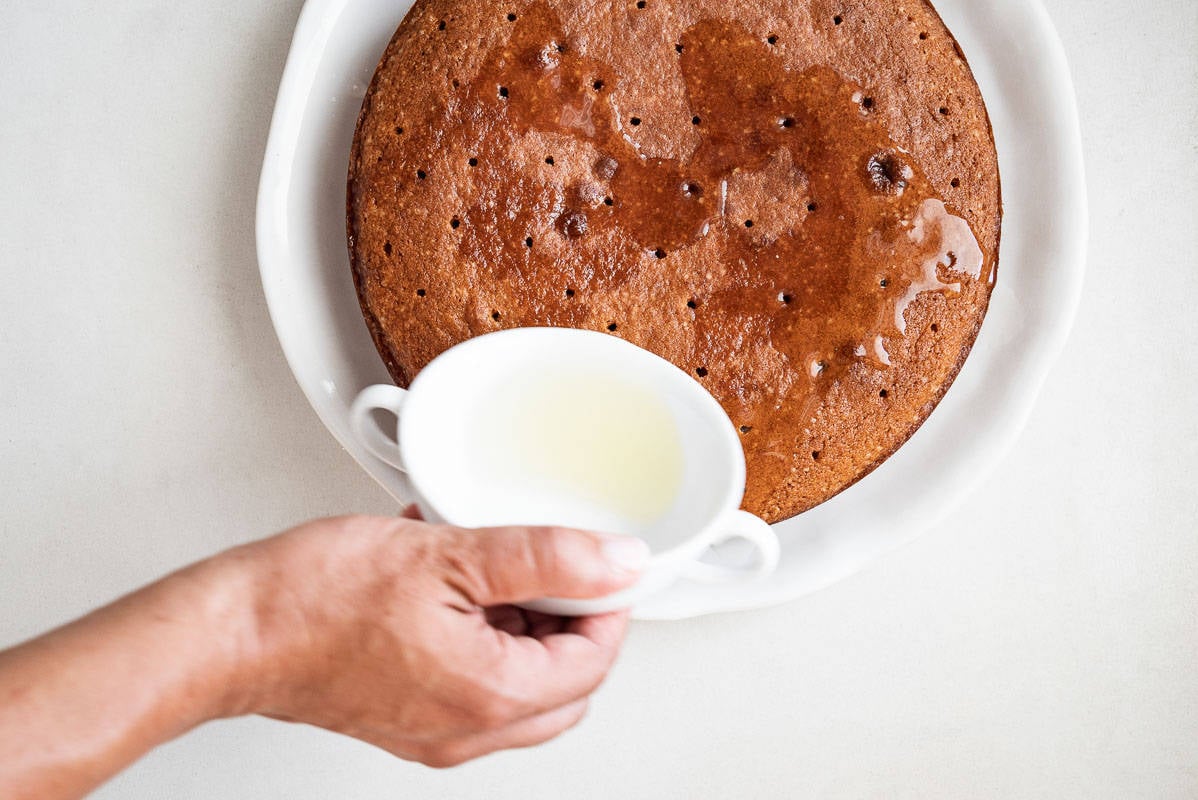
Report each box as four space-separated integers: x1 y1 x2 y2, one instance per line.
216 513 649 767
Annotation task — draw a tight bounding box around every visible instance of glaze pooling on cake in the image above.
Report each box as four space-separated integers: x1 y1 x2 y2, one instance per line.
349 0 1001 522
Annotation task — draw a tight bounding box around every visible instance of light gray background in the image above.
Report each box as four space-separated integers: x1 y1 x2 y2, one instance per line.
1 1 1194 797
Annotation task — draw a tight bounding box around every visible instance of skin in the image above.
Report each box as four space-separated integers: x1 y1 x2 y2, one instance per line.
0 510 650 800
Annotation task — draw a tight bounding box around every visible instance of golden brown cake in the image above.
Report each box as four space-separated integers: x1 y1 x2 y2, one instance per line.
348 0 1001 523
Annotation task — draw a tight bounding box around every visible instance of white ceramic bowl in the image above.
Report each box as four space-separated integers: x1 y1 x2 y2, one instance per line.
348 327 782 615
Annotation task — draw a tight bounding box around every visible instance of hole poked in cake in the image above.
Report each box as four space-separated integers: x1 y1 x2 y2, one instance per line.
950 178 961 188
767 34 778 45
740 425 753 433
629 116 642 126
653 248 667 259
834 15 844 25
437 20 446 31
695 367 709 377
450 217 460 229
607 323 619 332
682 182 703 197
416 288 426 297
866 152 911 195
593 155 619 180
686 299 698 309
524 37 566 67
468 157 478 167
524 237 534 248
879 389 889 398
492 310 502 321
930 323 940 332
556 209 588 239
383 241 392 256
416 169 427 180
575 182 606 206
811 450 822 461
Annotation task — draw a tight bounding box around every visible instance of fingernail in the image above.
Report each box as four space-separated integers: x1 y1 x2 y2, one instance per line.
601 536 652 574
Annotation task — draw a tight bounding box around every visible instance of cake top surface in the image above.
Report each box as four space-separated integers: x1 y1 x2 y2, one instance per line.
349 0 1001 522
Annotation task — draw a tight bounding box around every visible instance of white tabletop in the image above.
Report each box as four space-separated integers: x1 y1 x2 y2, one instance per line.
1 1 1195 797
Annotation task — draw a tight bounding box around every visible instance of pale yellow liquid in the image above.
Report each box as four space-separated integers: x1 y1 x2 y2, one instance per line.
470 368 685 534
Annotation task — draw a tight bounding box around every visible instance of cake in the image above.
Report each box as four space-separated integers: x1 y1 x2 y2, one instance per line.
347 0 1001 523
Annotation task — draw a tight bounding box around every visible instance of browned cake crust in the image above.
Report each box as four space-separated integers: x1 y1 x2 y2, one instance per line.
348 0 1001 523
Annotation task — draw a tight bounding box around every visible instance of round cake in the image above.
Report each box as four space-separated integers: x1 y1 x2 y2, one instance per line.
348 0 1001 523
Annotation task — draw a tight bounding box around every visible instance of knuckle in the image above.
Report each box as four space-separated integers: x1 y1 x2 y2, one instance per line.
570 700 592 727
419 744 468 769
550 702 591 739
532 525 573 544
584 669 609 697
436 533 487 593
489 650 523 687
316 513 356 527
472 692 516 729
326 514 380 535
565 671 607 705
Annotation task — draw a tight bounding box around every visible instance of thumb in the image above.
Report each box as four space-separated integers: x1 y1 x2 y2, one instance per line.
447 526 651 606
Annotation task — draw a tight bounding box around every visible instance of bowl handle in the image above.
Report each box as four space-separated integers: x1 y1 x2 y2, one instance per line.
349 384 409 472
682 510 781 584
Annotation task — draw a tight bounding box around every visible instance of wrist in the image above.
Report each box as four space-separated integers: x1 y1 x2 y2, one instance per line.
157 550 271 724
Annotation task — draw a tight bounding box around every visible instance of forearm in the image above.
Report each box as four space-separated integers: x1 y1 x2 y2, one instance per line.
0 557 256 800
0 515 641 789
